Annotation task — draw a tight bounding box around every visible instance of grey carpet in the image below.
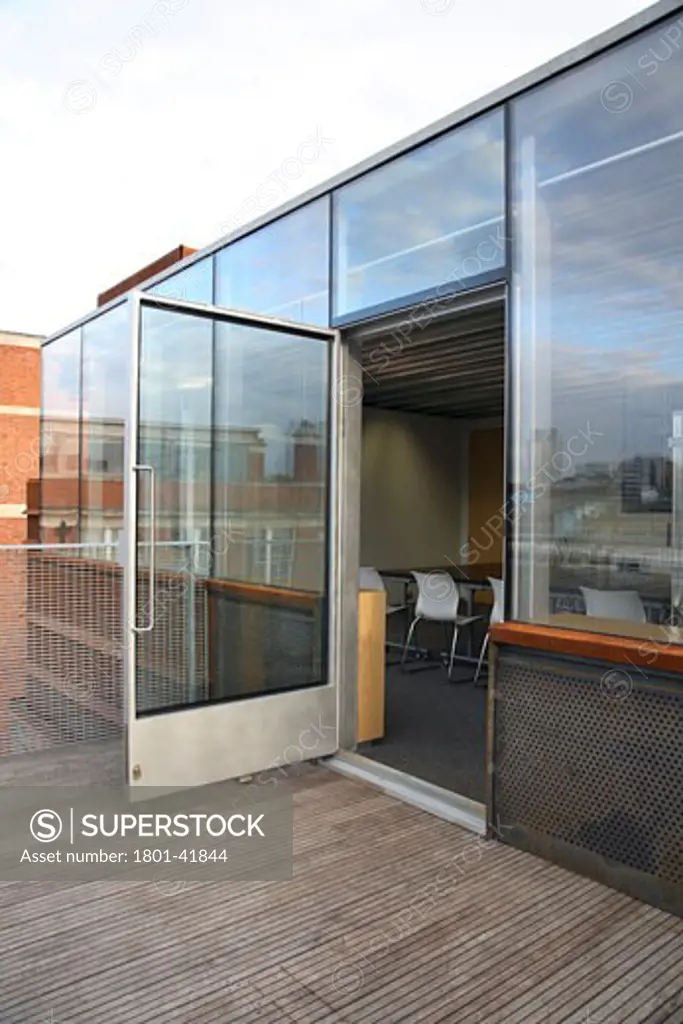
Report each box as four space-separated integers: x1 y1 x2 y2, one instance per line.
357 660 487 803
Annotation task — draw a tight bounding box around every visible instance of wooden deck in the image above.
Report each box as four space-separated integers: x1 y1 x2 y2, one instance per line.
0 761 681 1023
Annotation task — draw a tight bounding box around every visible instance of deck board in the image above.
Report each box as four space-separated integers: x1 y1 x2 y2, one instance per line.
0 762 681 1023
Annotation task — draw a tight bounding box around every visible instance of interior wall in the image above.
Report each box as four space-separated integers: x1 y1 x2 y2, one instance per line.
467 425 505 566
360 406 466 570
361 407 505 573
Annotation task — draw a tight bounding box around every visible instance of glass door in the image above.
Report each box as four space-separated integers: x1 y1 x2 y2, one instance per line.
124 293 340 788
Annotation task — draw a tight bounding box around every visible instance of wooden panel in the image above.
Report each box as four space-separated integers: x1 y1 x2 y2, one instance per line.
357 588 386 742
0 760 680 1022
491 620 683 672
468 425 504 566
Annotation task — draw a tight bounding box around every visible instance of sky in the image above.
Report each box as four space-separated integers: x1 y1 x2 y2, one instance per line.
0 0 653 336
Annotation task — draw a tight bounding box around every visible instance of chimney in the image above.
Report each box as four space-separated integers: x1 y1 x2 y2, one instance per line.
293 421 320 482
97 244 197 306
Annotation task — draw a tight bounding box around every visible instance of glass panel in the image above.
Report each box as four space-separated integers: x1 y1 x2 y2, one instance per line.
333 110 505 319
510 18 683 641
81 306 129 554
146 256 213 304
136 306 213 714
215 200 330 325
40 330 81 543
134 306 330 714
211 323 329 700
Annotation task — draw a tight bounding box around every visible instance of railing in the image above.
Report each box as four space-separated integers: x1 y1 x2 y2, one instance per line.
0 538 327 755
0 543 125 759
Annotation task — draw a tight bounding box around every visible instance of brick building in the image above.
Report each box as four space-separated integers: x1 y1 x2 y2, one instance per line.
0 331 43 544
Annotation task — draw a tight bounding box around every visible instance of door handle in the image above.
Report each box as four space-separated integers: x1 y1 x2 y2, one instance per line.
132 464 156 633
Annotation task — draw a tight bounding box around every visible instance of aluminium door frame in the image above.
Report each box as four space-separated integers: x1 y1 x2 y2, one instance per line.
123 290 357 787
338 281 508 766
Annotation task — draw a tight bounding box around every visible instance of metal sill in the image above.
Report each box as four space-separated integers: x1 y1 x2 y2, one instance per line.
325 750 486 835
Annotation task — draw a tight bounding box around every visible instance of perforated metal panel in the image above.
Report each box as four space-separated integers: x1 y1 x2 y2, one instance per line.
492 647 683 910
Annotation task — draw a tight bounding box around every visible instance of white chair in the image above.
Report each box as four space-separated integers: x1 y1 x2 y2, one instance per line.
359 566 384 592
359 566 406 615
474 577 504 685
580 586 646 623
401 571 481 679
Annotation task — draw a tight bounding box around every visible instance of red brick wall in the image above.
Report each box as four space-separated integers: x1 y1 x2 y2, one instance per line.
0 345 40 408
0 332 42 752
0 519 32 544
0 412 41 503
0 336 41 544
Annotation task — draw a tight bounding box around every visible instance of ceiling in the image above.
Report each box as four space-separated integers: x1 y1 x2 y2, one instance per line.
347 285 505 420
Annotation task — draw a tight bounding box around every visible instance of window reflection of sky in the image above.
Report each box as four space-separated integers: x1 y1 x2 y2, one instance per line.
138 310 328 480
515 23 683 466
215 200 329 326
82 304 130 422
146 257 214 305
215 325 327 480
334 110 505 316
42 329 80 417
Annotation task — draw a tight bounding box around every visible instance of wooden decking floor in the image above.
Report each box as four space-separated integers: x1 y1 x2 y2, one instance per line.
0 762 681 1023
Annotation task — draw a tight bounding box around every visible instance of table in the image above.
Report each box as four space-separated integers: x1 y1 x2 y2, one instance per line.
380 562 502 584
546 612 683 644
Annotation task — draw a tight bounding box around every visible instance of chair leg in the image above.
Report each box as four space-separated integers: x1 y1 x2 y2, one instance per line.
474 631 490 684
401 604 411 647
448 623 459 679
401 617 420 667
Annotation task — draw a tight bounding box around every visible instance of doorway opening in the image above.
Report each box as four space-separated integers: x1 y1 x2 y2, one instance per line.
353 285 506 804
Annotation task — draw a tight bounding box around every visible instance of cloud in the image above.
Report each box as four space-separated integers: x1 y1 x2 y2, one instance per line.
0 0 651 335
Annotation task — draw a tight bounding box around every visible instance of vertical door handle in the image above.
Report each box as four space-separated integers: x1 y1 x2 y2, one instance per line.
132 464 156 633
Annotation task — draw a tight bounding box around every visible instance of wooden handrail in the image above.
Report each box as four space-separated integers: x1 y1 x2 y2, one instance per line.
490 621 683 673
206 577 320 611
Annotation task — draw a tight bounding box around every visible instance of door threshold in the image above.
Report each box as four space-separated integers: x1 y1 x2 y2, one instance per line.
325 750 486 835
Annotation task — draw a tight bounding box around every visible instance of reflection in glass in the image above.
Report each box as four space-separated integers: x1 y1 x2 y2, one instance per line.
133 308 330 715
138 306 213 548
136 307 213 714
146 256 214 304
40 330 81 543
333 111 505 318
81 306 129 551
215 200 330 325
510 20 683 641
213 323 328 590
211 322 329 701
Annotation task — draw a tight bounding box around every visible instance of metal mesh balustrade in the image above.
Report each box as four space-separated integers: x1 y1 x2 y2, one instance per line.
493 648 683 899
0 528 326 786
135 541 209 715
0 543 125 782
0 540 212 778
